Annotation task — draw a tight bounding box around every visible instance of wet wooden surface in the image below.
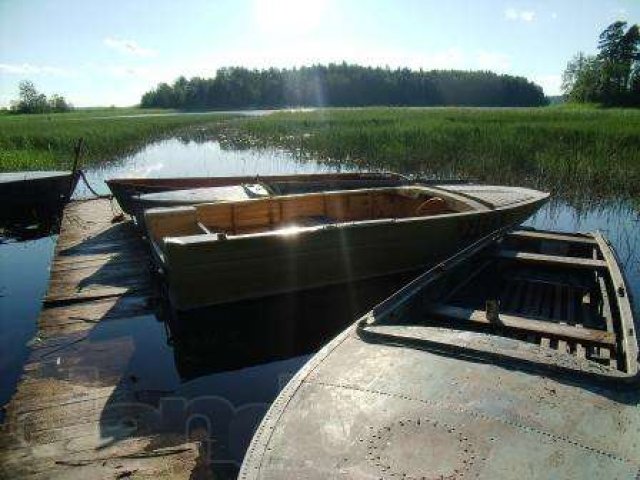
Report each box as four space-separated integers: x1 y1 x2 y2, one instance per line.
0 199 206 479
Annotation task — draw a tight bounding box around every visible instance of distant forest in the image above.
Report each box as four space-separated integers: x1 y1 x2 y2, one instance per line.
140 64 548 109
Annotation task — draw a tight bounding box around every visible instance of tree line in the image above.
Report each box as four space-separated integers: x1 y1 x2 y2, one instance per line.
562 21 639 106
8 80 72 114
140 64 548 109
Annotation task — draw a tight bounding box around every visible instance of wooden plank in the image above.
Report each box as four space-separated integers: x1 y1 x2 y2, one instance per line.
38 295 151 335
51 251 147 271
554 285 568 354
521 281 538 344
45 280 151 305
595 270 616 369
0 199 201 479
593 231 638 375
429 304 616 347
442 260 492 303
522 281 537 315
507 281 525 313
590 240 617 370
541 283 555 349
567 285 586 358
505 271 589 291
509 229 597 245
581 291 598 360
495 249 608 269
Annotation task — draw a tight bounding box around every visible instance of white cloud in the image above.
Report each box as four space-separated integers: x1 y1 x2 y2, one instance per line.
0 63 75 77
505 8 535 22
103 37 157 57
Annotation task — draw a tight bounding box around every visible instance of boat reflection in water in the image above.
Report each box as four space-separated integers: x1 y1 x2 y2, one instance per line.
155 270 420 476
0 206 64 420
0 205 64 242
161 270 418 379
0 170 79 225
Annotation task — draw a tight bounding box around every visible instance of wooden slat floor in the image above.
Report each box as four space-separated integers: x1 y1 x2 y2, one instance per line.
0 199 207 479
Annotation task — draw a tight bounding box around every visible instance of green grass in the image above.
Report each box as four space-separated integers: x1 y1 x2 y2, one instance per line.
0 109 233 171
3 106 640 200
228 106 640 199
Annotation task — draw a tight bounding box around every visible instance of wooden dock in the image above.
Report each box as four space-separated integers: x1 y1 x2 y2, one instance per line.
0 199 207 479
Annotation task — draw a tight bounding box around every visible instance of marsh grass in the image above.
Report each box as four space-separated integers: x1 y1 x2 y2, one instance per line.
230 107 640 199
0 109 231 171
3 106 640 201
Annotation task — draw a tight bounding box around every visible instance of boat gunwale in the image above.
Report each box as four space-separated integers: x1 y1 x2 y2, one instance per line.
106 171 410 198
0 170 75 183
593 230 638 376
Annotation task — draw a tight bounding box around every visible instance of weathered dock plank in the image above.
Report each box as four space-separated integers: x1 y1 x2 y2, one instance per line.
0 199 205 479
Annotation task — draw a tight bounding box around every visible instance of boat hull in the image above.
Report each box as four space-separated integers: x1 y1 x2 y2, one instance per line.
0 171 78 220
241 326 640 479
161 198 543 310
239 229 639 479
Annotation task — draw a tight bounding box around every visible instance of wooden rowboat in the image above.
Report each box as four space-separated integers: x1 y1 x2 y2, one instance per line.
0 171 79 220
145 184 548 310
240 227 639 479
106 172 410 218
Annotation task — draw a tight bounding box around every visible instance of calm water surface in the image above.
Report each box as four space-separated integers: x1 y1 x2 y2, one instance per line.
1 137 638 475
0 235 57 412
75 137 351 197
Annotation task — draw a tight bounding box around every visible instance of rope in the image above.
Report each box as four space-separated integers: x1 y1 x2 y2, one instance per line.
78 170 111 199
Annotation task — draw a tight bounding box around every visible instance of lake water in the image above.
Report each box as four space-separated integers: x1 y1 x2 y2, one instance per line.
1 137 638 475
75 137 350 197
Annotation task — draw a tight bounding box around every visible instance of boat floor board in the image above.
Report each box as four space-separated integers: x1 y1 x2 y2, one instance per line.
0 199 202 479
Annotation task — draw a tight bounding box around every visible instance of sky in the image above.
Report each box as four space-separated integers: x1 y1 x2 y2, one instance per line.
1 0 638 107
